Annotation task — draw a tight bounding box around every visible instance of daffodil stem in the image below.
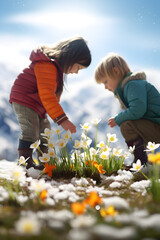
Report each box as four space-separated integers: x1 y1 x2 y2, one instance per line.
140 170 149 180
95 125 98 150
37 147 43 156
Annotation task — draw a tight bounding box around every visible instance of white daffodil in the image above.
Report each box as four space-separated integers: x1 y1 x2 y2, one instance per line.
39 153 50 163
12 166 26 183
107 133 118 143
112 148 123 157
101 145 111 153
62 130 72 140
91 118 101 126
30 140 41 152
47 139 55 149
18 156 29 166
53 126 63 136
71 150 81 160
15 215 41 235
48 148 57 158
129 145 135 153
56 139 68 148
97 141 105 148
100 151 109 159
29 179 47 193
73 140 82 149
41 128 52 138
80 123 91 131
81 138 92 149
130 159 143 172
89 147 97 156
145 141 160 152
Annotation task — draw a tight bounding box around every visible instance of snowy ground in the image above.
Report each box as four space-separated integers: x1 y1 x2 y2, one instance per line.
0 159 160 239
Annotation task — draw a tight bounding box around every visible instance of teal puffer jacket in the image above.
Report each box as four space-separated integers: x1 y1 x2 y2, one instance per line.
114 72 160 126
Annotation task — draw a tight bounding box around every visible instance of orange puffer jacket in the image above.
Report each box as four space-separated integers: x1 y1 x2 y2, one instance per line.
9 49 68 124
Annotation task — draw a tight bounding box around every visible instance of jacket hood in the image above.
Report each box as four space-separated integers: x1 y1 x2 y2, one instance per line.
121 71 146 90
30 49 50 62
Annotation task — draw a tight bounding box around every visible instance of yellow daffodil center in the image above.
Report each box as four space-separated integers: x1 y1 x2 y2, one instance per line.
110 137 114 141
24 223 34 233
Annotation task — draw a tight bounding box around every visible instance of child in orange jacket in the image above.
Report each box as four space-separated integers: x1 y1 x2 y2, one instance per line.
9 36 91 170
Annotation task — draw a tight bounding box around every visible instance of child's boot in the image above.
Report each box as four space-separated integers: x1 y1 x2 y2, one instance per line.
18 148 44 170
127 137 148 165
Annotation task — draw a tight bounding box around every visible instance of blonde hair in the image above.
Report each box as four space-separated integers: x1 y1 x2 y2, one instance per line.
40 36 91 73
95 53 131 84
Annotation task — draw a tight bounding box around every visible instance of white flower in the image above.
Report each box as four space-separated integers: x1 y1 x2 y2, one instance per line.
145 141 160 152
91 118 101 126
113 148 123 157
12 166 26 183
18 156 29 166
41 128 52 138
80 123 91 131
101 145 111 153
47 139 55 149
62 130 72 140
107 133 118 143
97 141 105 148
71 150 81 160
130 159 143 172
73 140 82 149
30 140 41 152
39 153 50 163
100 151 109 159
15 216 41 235
129 146 135 153
81 138 92 149
29 179 48 193
48 148 57 158
89 147 97 156
53 126 63 136
56 139 68 148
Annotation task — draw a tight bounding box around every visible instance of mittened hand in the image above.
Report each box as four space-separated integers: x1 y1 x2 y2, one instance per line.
61 119 77 133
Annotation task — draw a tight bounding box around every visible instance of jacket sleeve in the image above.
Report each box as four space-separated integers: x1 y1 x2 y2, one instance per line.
34 62 68 124
114 81 147 125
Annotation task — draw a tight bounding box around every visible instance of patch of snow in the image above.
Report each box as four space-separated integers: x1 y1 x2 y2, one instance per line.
109 181 122 188
130 180 151 196
92 224 137 240
103 196 129 210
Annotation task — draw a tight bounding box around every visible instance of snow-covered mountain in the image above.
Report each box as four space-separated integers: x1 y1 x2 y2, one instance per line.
0 65 160 161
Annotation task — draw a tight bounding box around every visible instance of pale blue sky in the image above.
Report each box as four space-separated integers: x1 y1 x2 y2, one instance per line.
0 0 160 74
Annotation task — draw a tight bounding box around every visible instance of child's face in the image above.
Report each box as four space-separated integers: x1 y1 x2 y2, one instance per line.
67 64 86 74
102 75 119 92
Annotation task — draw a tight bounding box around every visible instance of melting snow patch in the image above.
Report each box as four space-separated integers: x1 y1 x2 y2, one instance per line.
26 167 42 179
109 181 122 188
71 177 89 186
92 224 137 240
70 215 96 228
130 180 151 196
134 214 160 230
103 196 129 210
105 169 133 183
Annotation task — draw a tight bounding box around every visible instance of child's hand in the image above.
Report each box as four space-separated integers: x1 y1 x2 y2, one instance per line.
108 118 117 128
61 119 76 133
